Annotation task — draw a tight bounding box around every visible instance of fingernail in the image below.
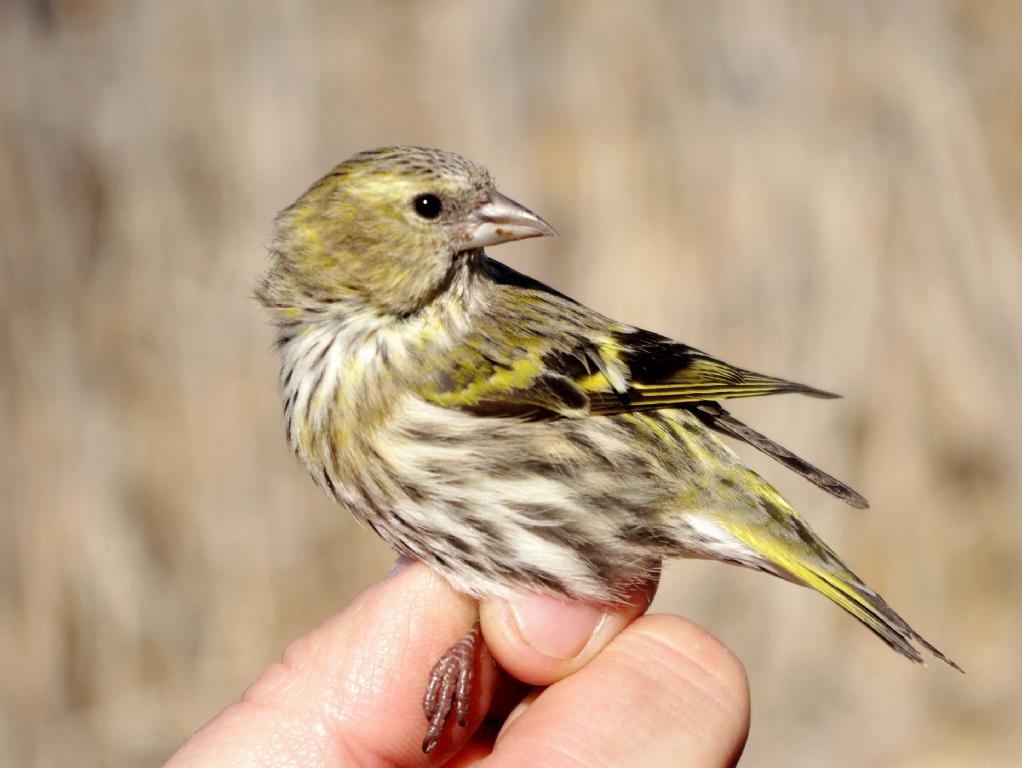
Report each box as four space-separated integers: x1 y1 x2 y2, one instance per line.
506 592 607 660
385 555 416 580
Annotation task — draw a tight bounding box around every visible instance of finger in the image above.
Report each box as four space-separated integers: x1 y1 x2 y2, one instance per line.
488 615 750 767
478 571 658 686
164 561 493 768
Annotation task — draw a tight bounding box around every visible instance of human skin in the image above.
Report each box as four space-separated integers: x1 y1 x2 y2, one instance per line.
164 559 750 767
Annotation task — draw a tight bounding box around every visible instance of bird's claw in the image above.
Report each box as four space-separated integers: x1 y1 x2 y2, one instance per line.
422 625 479 753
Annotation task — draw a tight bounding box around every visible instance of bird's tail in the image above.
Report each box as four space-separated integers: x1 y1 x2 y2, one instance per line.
779 548 961 670
722 498 961 671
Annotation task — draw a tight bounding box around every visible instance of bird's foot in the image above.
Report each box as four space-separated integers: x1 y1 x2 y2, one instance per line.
422 624 480 753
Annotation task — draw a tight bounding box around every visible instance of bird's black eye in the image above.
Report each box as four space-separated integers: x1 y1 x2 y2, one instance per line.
413 193 443 220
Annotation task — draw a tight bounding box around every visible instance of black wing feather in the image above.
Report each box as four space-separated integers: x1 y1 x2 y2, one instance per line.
693 402 869 509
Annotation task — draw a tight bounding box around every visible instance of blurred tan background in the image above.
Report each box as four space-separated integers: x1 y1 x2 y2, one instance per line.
2 1 1020 766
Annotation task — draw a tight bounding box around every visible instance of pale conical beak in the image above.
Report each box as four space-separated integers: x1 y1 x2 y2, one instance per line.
461 190 557 249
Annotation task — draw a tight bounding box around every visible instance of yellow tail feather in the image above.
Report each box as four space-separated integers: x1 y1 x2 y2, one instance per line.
775 549 960 670
722 508 961 671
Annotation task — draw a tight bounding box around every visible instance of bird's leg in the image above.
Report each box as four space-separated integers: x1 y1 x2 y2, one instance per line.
422 623 480 753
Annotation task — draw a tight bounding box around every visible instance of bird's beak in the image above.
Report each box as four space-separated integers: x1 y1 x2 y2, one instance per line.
461 190 557 249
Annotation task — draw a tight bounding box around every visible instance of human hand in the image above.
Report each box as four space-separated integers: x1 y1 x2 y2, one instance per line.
165 559 749 767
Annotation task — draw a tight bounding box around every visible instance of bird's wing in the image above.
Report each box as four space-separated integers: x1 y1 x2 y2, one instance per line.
416 327 866 507
416 260 864 506
581 327 839 415
434 325 838 418
691 402 868 508
421 260 838 418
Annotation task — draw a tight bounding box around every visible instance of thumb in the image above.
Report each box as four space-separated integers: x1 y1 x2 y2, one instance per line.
479 574 658 686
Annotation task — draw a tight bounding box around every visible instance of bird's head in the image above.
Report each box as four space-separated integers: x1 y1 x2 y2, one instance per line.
261 146 555 317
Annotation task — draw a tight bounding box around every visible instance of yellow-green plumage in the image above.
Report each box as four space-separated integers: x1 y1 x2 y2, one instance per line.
258 146 958 679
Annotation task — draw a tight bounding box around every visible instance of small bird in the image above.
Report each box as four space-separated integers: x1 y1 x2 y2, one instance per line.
257 146 958 752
